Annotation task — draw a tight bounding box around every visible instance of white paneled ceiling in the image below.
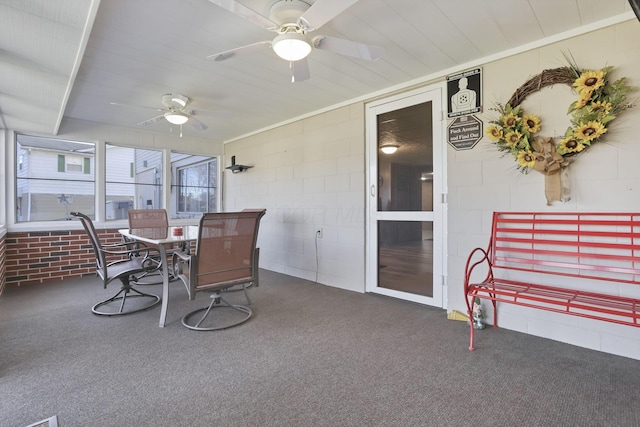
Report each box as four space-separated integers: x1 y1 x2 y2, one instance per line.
0 0 635 142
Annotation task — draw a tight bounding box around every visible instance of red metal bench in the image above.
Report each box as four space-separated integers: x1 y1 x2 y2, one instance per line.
464 212 640 350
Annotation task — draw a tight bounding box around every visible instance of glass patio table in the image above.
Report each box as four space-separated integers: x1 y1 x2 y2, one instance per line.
119 225 198 327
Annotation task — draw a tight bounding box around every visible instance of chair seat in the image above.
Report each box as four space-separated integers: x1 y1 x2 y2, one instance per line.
107 257 148 279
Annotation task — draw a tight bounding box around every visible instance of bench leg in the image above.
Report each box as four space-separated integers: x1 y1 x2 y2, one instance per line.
465 294 475 350
492 299 498 327
468 316 475 350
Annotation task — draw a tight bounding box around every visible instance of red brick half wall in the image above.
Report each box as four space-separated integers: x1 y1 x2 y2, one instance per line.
4 229 124 287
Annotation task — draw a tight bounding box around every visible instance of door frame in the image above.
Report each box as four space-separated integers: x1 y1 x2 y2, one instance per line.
364 83 447 307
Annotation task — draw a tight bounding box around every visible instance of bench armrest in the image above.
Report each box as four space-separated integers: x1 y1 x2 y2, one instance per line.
464 247 492 292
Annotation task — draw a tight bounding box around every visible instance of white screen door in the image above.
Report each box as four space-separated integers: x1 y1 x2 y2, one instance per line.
365 85 446 307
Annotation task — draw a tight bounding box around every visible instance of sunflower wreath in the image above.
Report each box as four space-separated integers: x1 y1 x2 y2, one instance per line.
485 58 635 204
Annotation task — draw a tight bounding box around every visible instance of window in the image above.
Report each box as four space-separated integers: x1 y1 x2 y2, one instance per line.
16 134 95 222
58 154 90 173
12 135 220 224
171 153 218 218
105 144 163 220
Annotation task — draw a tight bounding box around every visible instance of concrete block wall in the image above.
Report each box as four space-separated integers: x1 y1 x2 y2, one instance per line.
224 103 366 292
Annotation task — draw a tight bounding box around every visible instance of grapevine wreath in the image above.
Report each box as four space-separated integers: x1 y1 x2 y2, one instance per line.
486 58 635 204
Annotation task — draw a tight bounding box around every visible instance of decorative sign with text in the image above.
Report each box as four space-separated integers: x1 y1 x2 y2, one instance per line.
447 115 482 150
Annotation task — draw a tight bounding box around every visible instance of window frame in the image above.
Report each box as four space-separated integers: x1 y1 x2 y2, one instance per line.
5 131 221 231
104 142 165 218
15 134 96 223
58 154 91 174
175 157 218 217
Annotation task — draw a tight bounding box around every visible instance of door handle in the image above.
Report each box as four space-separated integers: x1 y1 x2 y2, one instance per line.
371 185 376 197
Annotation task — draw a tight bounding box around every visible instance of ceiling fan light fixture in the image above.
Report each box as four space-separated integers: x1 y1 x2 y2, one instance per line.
380 144 399 154
164 111 189 125
272 33 312 61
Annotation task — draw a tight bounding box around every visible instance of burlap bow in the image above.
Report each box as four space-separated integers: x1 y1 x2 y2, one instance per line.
530 136 575 205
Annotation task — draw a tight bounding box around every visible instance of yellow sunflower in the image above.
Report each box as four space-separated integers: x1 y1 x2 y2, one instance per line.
522 114 541 133
502 113 519 129
589 101 612 117
504 131 522 146
516 150 536 168
575 121 607 142
574 90 593 109
573 69 605 94
558 135 586 154
486 124 504 142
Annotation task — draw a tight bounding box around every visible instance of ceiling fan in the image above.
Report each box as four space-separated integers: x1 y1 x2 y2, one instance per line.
110 93 209 136
206 0 384 82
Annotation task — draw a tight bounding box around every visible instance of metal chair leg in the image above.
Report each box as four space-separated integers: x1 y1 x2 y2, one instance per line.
92 284 161 316
181 292 252 331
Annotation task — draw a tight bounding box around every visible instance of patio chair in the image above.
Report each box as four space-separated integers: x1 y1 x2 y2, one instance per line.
71 211 161 316
128 208 169 229
127 208 181 284
172 209 266 331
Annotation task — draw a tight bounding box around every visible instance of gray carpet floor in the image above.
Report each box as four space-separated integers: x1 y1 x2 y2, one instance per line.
1 270 640 427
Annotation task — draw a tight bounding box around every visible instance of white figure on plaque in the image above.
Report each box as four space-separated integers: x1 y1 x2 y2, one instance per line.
451 77 477 113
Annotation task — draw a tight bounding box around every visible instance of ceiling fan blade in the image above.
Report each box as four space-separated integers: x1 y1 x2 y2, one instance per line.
206 0 277 30
298 0 360 31
110 102 162 112
207 40 271 61
188 116 208 131
290 58 310 83
313 35 384 61
137 115 165 126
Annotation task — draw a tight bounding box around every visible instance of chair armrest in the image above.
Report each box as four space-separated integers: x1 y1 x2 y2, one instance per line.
173 250 191 262
103 240 140 250
102 245 161 264
119 238 153 253
172 249 195 293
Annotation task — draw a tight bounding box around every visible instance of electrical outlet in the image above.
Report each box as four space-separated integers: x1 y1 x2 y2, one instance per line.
316 227 323 239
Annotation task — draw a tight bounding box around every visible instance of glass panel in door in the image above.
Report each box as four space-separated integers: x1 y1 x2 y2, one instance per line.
378 221 433 297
